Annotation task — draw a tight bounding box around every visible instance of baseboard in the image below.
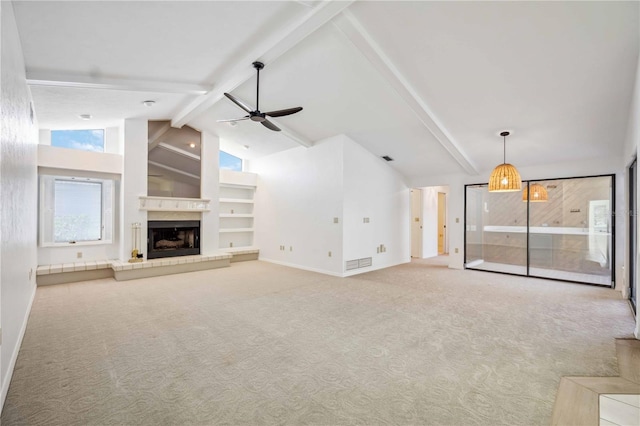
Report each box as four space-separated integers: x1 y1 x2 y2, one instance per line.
259 257 410 278
1 281 37 413
258 257 344 277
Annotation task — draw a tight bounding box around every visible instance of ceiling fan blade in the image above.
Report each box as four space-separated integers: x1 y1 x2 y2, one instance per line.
216 116 250 123
261 119 281 132
224 93 253 113
264 107 303 118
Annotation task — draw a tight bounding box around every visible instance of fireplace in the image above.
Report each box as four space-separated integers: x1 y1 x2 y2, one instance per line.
147 220 200 259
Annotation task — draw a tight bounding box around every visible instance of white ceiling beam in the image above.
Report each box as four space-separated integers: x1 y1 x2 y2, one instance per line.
171 0 355 128
26 71 210 95
148 122 172 151
157 142 201 161
333 11 478 175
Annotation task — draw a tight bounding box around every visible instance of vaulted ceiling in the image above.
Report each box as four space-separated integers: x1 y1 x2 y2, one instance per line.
13 1 639 182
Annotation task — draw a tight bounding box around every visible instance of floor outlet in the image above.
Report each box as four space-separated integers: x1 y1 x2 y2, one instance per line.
77 252 82 259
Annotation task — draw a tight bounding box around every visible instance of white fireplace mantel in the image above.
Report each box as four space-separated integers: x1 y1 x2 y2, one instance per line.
139 196 210 212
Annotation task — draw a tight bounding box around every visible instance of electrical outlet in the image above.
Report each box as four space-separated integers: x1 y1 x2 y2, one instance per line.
377 247 380 253
333 217 339 224
456 218 460 223
454 248 459 254
230 242 233 248
328 251 332 257
29 268 33 280
77 252 83 259
290 246 293 251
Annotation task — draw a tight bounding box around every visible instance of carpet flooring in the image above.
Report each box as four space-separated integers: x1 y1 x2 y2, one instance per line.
1 258 636 425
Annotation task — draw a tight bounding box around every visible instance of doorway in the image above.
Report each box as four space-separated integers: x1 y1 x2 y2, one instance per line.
438 192 447 254
410 189 423 258
410 186 449 259
629 158 637 312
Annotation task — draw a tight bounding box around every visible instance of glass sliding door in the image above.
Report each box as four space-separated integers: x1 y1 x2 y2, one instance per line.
629 159 637 312
527 176 613 286
465 184 528 276
465 175 614 286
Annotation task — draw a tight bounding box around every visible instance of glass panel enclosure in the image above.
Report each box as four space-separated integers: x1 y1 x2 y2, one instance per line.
629 159 637 312
465 184 528 276
465 175 614 286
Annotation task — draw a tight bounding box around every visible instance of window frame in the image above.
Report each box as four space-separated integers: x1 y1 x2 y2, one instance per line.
39 175 114 247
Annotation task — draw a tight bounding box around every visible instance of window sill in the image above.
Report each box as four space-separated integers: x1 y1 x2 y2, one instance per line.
40 240 113 248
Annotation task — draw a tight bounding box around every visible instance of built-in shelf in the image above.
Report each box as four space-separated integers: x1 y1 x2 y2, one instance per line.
140 196 210 212
219 198 254 204
219 171 257 251
219 228 254 233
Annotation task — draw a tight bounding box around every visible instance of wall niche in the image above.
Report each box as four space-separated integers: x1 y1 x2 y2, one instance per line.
147 121 201 198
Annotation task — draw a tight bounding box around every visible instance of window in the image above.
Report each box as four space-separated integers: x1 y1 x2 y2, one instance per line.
40 176 114 246
220 150 243 171
51 129 105 152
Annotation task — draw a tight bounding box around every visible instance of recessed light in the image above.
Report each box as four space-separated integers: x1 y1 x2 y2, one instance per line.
243 145 250 150
78 114 92 120
381 155 394 162
228 121 237 127
142 100 156 107
189 143 196 148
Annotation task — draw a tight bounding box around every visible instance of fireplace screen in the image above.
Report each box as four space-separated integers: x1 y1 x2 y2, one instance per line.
147 220 200 259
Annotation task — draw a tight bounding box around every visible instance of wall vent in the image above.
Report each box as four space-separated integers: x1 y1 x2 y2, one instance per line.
345 257 373 271
381 155 394 162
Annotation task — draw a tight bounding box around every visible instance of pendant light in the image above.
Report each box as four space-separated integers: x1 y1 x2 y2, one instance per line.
522 183 548 202
488 131 522 192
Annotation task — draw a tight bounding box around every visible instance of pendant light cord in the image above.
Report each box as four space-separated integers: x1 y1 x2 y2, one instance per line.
503 134 506 164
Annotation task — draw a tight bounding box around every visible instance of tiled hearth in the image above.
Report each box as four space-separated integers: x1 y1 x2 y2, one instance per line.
36 254 232 285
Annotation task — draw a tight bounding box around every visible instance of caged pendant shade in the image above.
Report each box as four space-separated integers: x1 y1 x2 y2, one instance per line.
522 183 548 202
488 131 522 192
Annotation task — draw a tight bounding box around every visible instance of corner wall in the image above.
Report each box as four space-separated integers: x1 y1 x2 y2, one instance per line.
251 136 345 275
1 0 39 408
342 138 410 274
250 134 410 276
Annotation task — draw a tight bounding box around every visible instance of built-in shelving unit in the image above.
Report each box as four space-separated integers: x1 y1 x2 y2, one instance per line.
219 170 257 251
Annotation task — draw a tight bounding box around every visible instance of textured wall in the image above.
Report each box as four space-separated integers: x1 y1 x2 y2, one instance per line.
1 0 39 407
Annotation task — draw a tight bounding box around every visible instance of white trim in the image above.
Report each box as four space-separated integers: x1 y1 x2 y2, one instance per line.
26 71 210 95
171 0 355 128
258 257 344 277
332 11 477 175
1 283 36 413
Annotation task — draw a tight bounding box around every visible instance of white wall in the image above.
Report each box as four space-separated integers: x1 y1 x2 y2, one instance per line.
251 134 409 277
251 136 344 275
200 132 219 255
36 145 122 264
119 119 148 261
0 0 39 408
342 138 410 275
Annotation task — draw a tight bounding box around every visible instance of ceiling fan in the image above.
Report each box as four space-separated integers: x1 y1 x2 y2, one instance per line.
218 61 303 132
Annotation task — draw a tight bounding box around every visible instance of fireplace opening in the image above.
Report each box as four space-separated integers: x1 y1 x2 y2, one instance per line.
148 220 200 259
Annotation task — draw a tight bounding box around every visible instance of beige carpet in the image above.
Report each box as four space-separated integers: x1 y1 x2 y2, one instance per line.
2 259 635 425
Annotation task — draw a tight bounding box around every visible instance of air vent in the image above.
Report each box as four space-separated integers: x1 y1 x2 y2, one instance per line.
345 257 373 271
381 155 394 162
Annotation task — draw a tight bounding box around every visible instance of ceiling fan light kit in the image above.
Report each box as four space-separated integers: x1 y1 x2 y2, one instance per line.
219 61 303 132
488 131 522 192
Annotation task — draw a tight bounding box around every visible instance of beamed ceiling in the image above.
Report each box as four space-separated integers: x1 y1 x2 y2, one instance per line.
12 1 639 182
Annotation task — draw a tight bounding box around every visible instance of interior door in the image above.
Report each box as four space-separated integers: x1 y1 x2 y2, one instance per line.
438 192 446 254
411 189 423 258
